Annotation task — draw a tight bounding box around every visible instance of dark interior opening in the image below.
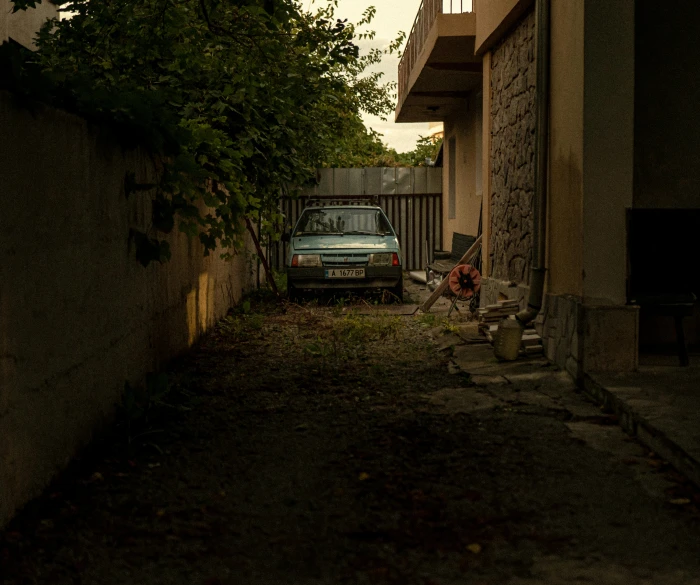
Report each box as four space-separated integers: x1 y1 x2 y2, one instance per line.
628 208 700 365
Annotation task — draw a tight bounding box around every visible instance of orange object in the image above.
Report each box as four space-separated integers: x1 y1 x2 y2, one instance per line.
448 264 481 298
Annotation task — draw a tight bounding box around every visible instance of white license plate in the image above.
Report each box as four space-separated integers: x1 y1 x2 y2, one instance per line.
325 268 365 279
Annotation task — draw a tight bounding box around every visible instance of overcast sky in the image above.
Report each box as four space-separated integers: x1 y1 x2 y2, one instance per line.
315 0 428 152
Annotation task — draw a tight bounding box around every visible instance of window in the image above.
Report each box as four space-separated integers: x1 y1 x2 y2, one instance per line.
294 208 393 236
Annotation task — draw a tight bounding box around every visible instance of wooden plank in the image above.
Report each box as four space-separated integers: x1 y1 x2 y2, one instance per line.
420 235 483 313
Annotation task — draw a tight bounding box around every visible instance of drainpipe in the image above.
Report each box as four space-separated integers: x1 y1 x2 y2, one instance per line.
515 0 550 327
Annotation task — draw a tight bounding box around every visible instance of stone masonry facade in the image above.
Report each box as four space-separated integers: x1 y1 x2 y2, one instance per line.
489 10 536 285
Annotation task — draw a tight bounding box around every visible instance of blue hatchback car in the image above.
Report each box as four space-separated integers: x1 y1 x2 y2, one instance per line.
285 205 403 302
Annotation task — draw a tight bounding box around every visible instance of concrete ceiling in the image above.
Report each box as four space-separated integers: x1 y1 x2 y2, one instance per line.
395 30 483 123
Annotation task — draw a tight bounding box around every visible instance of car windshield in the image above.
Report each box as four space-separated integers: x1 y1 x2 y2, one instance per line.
293 208 393 237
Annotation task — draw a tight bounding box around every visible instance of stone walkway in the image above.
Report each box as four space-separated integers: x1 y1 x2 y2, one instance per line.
408 276 700 493
586 366 700 489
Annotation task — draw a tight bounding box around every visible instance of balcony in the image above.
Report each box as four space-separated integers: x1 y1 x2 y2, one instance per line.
396 0 481 123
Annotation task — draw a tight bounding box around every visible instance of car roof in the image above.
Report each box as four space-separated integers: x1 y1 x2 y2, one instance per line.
302 205 382 211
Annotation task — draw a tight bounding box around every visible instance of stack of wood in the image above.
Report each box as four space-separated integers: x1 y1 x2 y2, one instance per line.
477 299 544 355
477 300 519 340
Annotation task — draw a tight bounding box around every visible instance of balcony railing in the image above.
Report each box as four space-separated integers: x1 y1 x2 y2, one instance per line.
398 0 474 106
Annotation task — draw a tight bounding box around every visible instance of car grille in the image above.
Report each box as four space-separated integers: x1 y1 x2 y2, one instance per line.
321 253 368 266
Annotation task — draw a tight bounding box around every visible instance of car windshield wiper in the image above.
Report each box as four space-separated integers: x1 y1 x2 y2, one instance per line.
294 231 343 236
343 230 378 235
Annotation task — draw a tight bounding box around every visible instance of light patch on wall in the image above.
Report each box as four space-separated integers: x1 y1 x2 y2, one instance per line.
198 272 210 333
448 136 457 219
186 289 197 346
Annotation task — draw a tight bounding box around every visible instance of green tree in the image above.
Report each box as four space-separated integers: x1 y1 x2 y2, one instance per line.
4 0 404 263
395 135 443 167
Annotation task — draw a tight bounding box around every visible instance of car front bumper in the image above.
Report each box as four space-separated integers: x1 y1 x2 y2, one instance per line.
287 266 402 290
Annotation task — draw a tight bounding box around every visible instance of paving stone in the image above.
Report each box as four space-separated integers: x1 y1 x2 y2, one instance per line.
471 375 510 386
422 387 500 414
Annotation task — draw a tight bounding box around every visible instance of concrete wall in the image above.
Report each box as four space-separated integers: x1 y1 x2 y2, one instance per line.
541 0 637 375
634 0 700 210
0 0 58 49
582 0 635 306
0 93 256 528
488 9 536 285
547 0 584 298
481 52 493 276
474 0 534 56
442 91 482 247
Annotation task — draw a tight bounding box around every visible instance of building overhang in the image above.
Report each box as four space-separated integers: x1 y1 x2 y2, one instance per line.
395 12 481 124
474 0 534 55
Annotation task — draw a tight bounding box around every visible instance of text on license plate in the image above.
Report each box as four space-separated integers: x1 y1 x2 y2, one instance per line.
325 268 365 279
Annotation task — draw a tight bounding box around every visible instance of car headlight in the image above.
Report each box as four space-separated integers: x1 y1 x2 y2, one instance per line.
369 253 400 266
291 254 322 267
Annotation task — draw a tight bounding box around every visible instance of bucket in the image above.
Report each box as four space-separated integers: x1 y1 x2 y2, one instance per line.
493 316 523 361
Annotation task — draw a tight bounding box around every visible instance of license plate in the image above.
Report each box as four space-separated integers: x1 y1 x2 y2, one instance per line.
325 268 365 279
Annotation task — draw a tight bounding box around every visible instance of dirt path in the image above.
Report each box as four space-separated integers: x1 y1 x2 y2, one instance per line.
3 297 700 585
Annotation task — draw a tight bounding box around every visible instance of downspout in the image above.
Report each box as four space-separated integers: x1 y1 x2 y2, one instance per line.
516 0 550 326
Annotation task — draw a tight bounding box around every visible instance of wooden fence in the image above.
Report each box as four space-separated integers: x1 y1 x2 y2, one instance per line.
267 167 443 272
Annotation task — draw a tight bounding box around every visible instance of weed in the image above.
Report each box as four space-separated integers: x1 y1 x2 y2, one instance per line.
272 270 287 293
331 296 349 317
416 313 437 327
443 322 460 334
247 313 264 331
415 313 459 334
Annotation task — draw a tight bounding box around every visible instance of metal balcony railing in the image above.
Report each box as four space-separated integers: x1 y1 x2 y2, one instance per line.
397 0 474 107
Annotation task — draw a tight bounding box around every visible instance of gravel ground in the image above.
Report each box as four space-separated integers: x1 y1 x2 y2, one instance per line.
3 293 700 585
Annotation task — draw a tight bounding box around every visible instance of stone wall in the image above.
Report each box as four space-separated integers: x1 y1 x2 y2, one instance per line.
541 294 640 380
489 10 536 285
541 294 581 379
0 92 256 528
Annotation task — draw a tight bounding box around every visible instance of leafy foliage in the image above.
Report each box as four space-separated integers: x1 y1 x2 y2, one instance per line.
394 135 443 167
329 133 444 169
5 0 404 262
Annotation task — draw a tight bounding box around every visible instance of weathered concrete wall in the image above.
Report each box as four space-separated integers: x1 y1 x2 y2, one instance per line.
0 93 256 528
442 91 482 247
582 0 634 307
547 0 584 298
481 52 493 276
488 9 536 286
0 0 58 49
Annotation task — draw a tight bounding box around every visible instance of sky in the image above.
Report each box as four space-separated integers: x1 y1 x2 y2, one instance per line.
313 0 428 153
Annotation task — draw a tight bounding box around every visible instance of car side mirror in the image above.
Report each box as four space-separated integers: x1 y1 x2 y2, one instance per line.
281 232 291 243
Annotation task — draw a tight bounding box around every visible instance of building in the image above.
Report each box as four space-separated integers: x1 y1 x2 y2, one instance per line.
396 0 483 254
427 122 444 142
0 0 58 49
396 0 700 378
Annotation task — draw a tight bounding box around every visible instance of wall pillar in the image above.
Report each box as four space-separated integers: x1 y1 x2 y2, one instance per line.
582 0 635 306
541 0 638 375
481 51 492 277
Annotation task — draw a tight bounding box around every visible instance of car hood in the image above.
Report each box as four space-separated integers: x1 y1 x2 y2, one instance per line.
291 236 397 251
